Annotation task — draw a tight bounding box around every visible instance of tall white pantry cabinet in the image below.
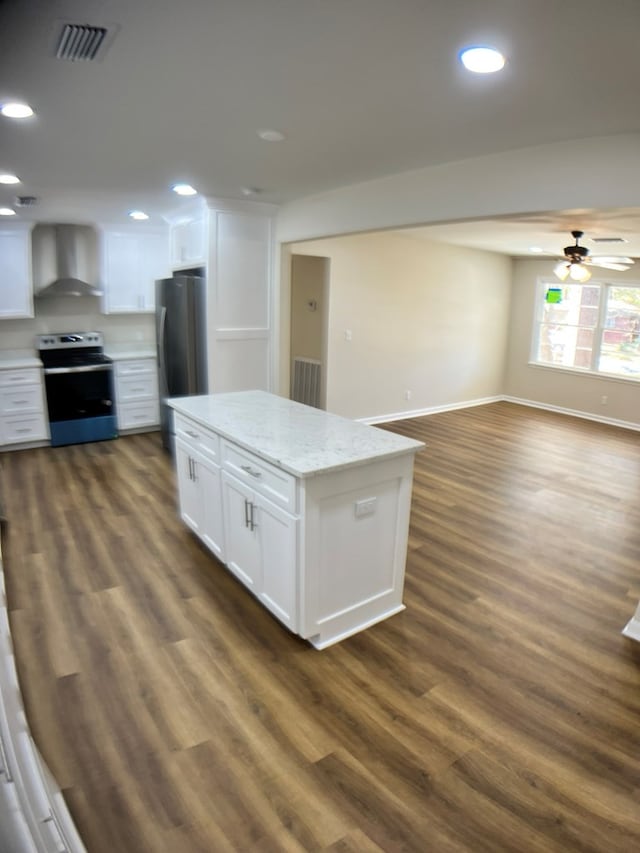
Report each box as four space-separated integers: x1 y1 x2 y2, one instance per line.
168 198 276 397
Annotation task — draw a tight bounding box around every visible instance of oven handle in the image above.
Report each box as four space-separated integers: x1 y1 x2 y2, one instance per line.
43 364 113 375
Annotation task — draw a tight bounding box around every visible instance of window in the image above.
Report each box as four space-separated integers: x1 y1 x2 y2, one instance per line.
533 281 640 379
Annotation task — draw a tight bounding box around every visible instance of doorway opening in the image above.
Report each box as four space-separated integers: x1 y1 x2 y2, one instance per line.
289 254 330 409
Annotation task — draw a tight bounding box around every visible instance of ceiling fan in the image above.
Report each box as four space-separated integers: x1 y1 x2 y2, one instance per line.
554 230 635 282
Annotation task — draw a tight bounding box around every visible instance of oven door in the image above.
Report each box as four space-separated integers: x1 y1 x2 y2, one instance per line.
43 364 118 446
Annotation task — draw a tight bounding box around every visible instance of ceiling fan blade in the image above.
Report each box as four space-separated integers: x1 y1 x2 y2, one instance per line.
590 261 631 271
590 255 634 265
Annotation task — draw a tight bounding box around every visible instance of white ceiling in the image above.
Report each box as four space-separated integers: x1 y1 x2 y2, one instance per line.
2 0 640 258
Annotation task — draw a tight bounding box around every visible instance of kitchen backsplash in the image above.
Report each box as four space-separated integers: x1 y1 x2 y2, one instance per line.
0 299 155 351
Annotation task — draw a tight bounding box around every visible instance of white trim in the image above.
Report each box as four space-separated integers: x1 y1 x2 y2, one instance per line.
503 395 640 432
358 396 502 425
525 361 640 385
357 393 640 433
622 601 640 642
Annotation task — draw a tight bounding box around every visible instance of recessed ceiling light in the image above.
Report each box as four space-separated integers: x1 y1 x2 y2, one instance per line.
529 246 544 253
0 102 35 118
0 207 16 216
0 173 20 184
460 46 506 74
172 183 197 196
240 187 261 197
129 210 149 220
257 129 285 142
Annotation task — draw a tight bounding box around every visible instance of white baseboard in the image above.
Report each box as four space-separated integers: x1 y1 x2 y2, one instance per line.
359 396 503 425
503 396 640 432
359 394 640 432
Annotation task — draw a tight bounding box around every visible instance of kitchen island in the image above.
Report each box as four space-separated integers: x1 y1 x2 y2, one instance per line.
168 391 424 648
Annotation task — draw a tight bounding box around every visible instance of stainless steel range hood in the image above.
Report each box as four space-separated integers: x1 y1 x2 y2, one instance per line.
33 224 103 298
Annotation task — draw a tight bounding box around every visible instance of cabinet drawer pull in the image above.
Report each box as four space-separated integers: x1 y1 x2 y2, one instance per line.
43 809 70 852
12 399 28 405
0 731 14 782
186 430 199 439
240 464 262 479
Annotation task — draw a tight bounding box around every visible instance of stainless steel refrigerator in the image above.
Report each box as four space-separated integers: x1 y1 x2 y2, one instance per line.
156 270 207 453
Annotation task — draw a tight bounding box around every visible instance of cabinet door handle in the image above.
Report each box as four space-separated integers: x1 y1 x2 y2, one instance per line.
244 498 251 528
188 457 193 480
191 459 197 482
249 501 258 531
240 464 262 479
43 809 70 853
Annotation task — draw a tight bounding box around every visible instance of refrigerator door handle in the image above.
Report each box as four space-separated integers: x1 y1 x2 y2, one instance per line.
158 305 168 396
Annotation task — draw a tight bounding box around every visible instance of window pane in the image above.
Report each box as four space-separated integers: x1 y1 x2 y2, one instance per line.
598 286 640 377
537 324 595 368
537 284 599 368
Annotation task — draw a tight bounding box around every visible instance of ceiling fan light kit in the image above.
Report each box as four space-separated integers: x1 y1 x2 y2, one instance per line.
553 230 633 283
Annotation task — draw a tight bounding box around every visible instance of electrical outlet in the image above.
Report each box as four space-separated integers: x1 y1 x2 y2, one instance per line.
601 395 608 405
354 497 376 518
405 390 411 401
344 329 352 342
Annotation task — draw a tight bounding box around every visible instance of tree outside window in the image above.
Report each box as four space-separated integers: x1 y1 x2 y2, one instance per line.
534 281 640 378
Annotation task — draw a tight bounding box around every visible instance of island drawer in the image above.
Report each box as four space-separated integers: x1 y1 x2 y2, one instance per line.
174 414 220 463
222 440 297 513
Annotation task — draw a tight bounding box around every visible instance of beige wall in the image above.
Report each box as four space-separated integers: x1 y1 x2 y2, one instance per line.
290 255 325 362
505 259 640 426
290 232 512 421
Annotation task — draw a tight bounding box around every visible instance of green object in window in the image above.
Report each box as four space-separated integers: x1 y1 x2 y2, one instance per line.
546 287 562 304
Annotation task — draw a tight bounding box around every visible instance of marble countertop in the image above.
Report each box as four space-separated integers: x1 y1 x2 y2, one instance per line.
168 391 424 477
0 350 42 369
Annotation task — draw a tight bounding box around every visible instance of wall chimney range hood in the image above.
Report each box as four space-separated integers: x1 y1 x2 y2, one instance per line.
34 223 103 298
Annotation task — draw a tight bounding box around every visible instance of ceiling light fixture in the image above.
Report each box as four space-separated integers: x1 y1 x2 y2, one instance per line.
172 183 197 196
0 207 17 216
257 129 285 142
460 46 506 74
129 210 149 220
554 260 592 283
528 246 544 253
0 173 20 184
0 102 35 118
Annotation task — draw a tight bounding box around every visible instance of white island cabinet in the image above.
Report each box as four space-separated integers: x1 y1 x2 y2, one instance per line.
169 391 424 649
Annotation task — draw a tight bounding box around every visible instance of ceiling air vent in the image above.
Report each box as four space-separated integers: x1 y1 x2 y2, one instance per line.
54 22 115 62
590 236 628 244
15 196 38 207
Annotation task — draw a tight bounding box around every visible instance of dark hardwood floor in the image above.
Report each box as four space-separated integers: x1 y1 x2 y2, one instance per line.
1 401 639 852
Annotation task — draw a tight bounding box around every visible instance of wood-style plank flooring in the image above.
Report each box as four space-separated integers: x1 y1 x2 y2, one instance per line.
1 401 639 852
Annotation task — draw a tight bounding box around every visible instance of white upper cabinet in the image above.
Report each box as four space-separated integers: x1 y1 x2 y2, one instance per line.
0 223 33 319
171 215 207 269
207 202 276 393
213 211 270 329
100 226 170 314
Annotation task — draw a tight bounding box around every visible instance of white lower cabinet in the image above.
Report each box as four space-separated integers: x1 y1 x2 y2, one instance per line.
175 439 225 562
221 471 297 630
0 368 48 448
113 358 160 432
171 406 418 649
0 563 86 852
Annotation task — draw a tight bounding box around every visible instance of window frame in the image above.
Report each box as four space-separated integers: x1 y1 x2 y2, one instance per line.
530 277 640 383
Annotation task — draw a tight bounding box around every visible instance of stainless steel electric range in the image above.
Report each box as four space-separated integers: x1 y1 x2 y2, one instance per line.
37 332 118 447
